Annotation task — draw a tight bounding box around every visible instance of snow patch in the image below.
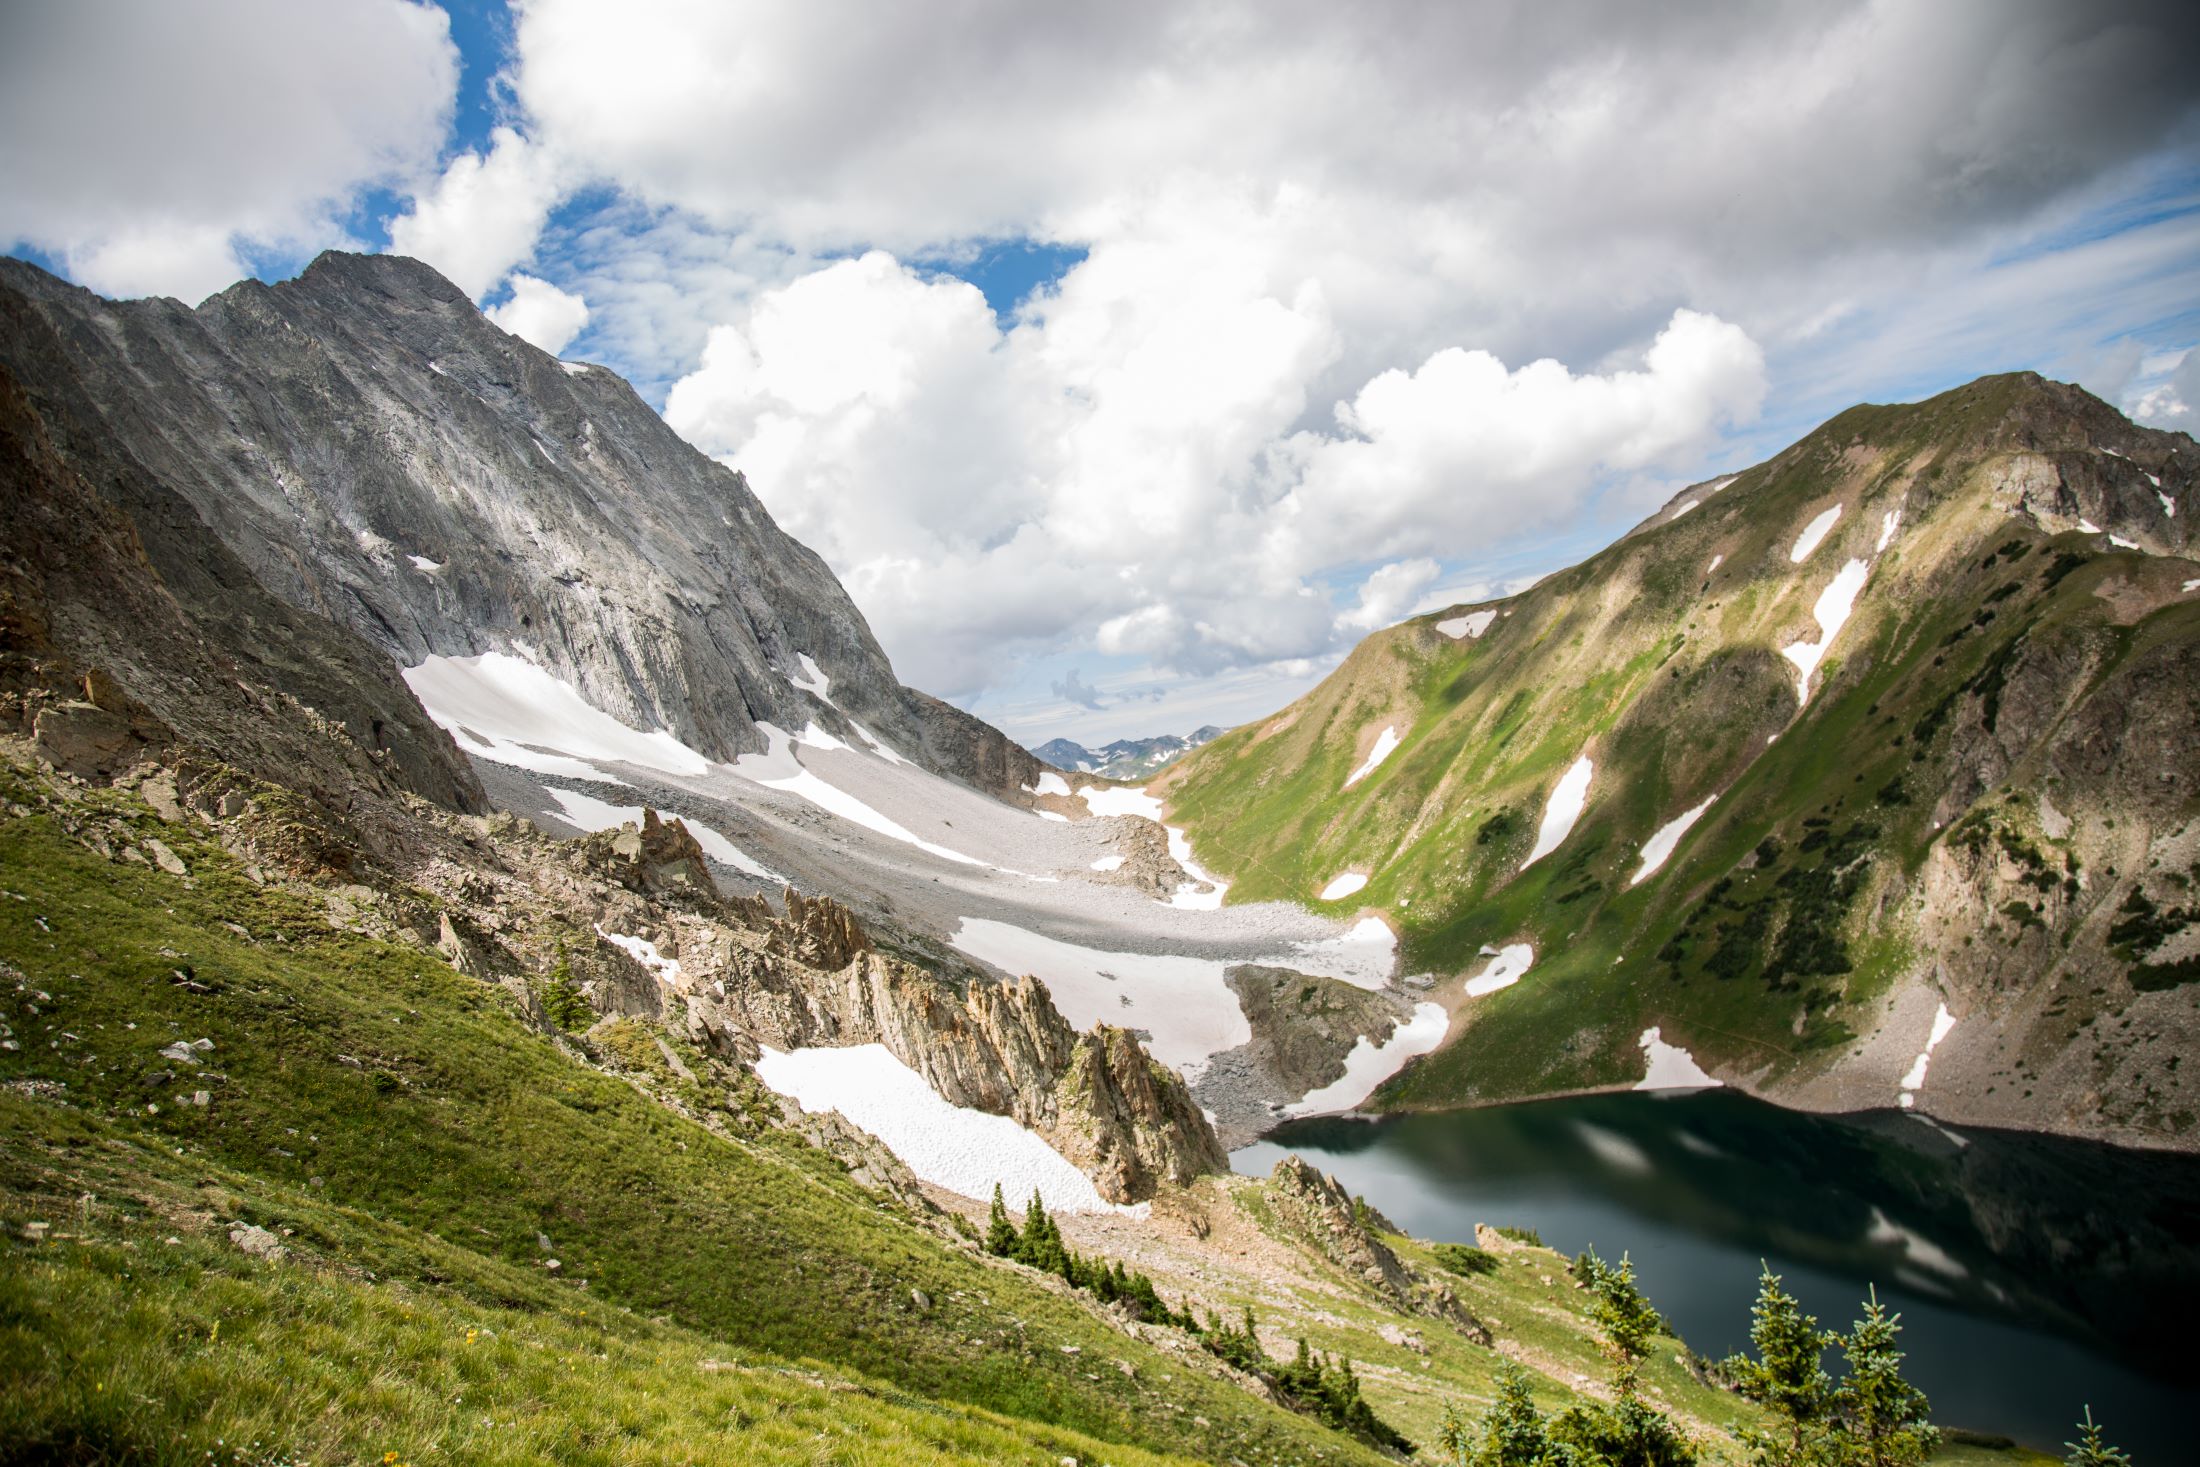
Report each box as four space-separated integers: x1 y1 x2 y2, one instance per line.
2077 517 2101 534
1089 853 1126 872
404 652 710 779
845 722 909 765
559 360 589 376
1669 498 1701 519
1876 508 1901 553
1897 1002 1956 1109
1631 797 1717 886
595 926 680 983
1077 784 1164 821
1164 823 1229 910
754 1044 1133 1214
1284 1004 1448 1116
1522 756 1594 868
737 724 986 868
1781 558 1870 703
2108 534 2139 550
1344 727 1401 788
1436 608 1498 639
2158 492 2176 516
2185 579 2200 593
1465 943 1534 997
1635 1027 1721 1090
407 554 444 572
1789 504 1843 562
1319 872 1369 901
788 654 831 699
1036 810 1069 823
948 918 1248 1072
1026 771 1072 797
540 787 780 883
1706 553 1724 576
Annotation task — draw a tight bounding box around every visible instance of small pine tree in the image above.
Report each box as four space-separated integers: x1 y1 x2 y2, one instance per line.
1726 1263 1838 1466
1834 1287 1935 1467
2063 1407 2131 1467
983 1182 1019 1257
1444 1362 1556 1467
540 943 591 1031
1560 1252 1696 1467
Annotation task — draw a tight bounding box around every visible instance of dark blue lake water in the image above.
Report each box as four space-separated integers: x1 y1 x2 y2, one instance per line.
1234 1089 2200 1459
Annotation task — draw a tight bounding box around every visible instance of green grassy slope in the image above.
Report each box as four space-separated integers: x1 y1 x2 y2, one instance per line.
1163 373 2200 1116
0 770 1388 1467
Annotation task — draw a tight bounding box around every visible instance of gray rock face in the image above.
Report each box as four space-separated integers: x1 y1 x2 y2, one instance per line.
0 252 1039 794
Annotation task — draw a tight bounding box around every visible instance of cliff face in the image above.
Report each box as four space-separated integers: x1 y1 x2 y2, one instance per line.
1163 373 2200 1148
0 253 1039 797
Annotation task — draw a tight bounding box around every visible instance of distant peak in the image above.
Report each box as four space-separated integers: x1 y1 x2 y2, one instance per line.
292 250 473 308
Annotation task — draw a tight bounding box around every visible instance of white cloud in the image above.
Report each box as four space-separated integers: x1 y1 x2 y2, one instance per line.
387 126 565 298
0 0 458 302
2129 346 2199 434
1338 559 1441 633
485 273 591 355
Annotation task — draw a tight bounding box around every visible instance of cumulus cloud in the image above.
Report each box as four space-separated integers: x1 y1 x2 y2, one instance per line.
485 273 591 355
2129 347 2199 433
665 237 1765 693
387 126 565 299
0 0 457 302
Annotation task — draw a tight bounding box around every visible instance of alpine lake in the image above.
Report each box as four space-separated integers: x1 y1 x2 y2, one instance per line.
1234 1089 2200 1458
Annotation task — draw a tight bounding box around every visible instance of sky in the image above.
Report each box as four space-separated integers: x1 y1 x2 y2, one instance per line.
4 2 2199 749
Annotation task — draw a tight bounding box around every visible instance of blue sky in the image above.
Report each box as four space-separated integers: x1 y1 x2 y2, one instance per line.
5 1 2198 746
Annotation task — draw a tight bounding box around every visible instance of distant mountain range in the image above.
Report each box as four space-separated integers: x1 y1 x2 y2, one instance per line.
1032 725 1226 780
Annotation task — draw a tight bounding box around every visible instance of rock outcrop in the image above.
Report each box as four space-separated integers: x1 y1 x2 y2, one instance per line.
1266 1156 1490 1342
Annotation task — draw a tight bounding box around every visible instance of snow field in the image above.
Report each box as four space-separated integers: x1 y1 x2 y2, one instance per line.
753 1044 1134 1214
1781 558 1869 702
1284 1003 1449 1116
1319 872 1369 901
1435 609 1497 639
595 925 680 983
405 651 711 778
1631 796 1717 886
1344 727 1401 788
1634 1027 1721 1090
1286 916 1397 990
1464 944 1534 997
1898 1002 1956 1109
1789 504 1843 562
1522 756 1594 867
788 653 831 698
737 723 987 868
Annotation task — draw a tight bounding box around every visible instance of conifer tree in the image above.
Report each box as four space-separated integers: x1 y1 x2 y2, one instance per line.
2063 1407 2131 1467
1442 1362 1559 1467
983 1182 1019 1257
540 943 591 1031
1833 1288 1935 1467
1557 1251 1696 1466
1726 1264 1838 1465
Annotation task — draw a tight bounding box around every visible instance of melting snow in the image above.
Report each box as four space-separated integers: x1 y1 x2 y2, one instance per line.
2077 518 2101 534
845 722 910 765
1897 1002 1956 1109
1089 853 1126 872
595 926 680 983
1078 785 1165 821
2108 534 2140 550
1036 810 1069 823
1436 609 1498 639
404 652 710 779
1789 505 1843 562
559 360 589 376
788 654 831 699
1284 1004 1449 1116
1319 872 1369 901
753 1044 1133 1214
1707 553 1724 576
1781 558 1870 703
1877 508 1901 552
2185 580 2200 593
948 918 1249 1072
1165 821 1230 909
407 554 444 572
1635 1027 1721 1090
1631 797 1717 886
540 787 780 882
1522 756 1594 867
1464 943 1534 997
2160 493 2177 517
1344 727 1401 788
1026 772 1072 797
1286 917 1397 991
737 724 985 867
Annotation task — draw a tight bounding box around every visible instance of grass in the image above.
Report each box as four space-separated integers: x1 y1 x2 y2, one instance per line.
0 771 1388 1467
